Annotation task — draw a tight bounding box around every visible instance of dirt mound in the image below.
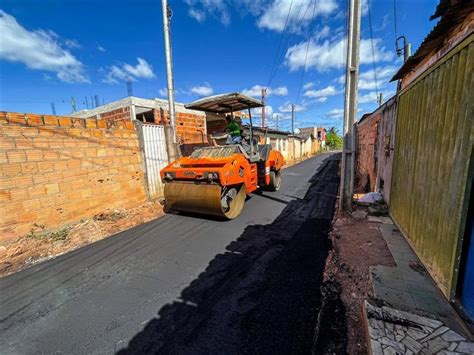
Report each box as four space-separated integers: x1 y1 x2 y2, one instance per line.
0 202 164 277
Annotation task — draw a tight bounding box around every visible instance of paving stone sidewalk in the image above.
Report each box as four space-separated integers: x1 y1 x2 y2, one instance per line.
365 301 474 354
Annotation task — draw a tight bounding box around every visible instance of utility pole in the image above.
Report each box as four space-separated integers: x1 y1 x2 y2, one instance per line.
162 0 177 144
51 103 56 115
94 95 100 108
291 104 296 162
377 93 383 106
85 96 89 109
261 88 267 128
340 0 361 212
71 97 77 112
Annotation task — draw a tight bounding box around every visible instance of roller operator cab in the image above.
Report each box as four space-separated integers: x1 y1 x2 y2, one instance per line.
160 93 285 219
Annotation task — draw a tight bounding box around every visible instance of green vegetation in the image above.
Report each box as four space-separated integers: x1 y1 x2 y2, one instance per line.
26 224 70 241
326 127 343 150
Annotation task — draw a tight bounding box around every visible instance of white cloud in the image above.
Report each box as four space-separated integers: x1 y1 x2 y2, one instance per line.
358 90 395 104
251 105 273 117
271 112 291 120
279 103 306 113
190 84 213 96
0 10 89 83
285 37 393 72
158 87 167 97
303 82 315 90
104 57 155 84
257 0 337 32
315 97 327 103
358 92 378 104
339 65 398 90
361 0 369 16
188 8 206 22
243 85 288 98
326 108 344 119
185 0 230 25
97 44 106 52
317 25 331 39
303 85 338 98
359 65 398 90
64 39 81 49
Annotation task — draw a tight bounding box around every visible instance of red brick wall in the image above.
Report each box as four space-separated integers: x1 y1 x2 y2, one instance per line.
356 112 382 191
0 112 146 244
151 108 209 155
91 107 131 122
152 108 207 145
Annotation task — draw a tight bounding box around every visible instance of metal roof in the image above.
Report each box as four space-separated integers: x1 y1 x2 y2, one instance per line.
296 132 312 141
185 93 263 113
391 0 473 81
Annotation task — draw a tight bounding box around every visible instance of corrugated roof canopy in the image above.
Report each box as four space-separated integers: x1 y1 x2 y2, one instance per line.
185 93 263 113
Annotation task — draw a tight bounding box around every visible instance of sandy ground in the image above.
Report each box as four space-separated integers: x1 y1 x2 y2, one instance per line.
0 202 164 277
324 207 396 354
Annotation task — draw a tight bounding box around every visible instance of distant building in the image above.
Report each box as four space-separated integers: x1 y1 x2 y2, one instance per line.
71 96 207 152
299 126 326 147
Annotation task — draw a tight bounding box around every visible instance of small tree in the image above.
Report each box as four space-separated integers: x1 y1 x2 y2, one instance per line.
326 127 343 150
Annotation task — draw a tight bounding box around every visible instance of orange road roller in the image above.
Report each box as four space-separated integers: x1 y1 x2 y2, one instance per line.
160 93 285 219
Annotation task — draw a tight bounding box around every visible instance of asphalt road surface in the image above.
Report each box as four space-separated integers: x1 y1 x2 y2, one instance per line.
0 152 342 354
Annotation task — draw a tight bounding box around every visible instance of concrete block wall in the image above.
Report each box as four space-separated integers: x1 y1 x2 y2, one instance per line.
356 112 382 191
0 112 147 244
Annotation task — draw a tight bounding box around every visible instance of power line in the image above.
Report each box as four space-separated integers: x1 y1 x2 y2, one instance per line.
266 0 294 88
295 0 318 104
266 1 307 88
367 0 379 97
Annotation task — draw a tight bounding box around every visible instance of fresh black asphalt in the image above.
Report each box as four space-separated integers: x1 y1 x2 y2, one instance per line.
0 152 342 354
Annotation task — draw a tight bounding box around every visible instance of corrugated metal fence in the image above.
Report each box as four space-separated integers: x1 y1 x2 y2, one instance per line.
390 36 473 297
139 123 169 198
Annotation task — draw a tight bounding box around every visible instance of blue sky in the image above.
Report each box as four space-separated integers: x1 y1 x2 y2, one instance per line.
1 0 439 132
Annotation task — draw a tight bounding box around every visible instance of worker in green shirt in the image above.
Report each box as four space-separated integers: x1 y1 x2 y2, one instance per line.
225 115 241 144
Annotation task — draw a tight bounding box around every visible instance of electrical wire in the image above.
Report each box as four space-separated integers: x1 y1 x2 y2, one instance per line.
295 0 318 104
367 0 379 98
266 0 309 88
266 0 294 88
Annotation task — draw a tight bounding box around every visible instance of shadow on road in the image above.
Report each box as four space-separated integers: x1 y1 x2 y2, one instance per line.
118 154 346 354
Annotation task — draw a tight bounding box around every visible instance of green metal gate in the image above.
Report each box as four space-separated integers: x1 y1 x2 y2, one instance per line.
390 35 473 298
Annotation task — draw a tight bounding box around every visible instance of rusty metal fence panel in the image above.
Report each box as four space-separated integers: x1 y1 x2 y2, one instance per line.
140 123 169 198
390 38 473 297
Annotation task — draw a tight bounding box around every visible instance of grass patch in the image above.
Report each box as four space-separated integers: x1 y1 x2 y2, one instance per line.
26 225 70 241
94 209 127 222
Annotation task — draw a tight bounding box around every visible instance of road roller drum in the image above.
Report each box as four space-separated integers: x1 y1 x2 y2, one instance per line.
164 182 246 219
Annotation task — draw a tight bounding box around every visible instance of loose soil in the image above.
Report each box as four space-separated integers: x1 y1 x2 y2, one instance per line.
0 202 164 277
325 207 396 354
